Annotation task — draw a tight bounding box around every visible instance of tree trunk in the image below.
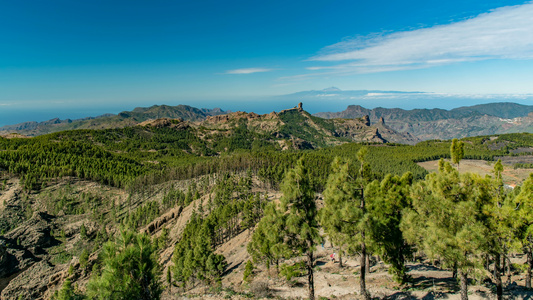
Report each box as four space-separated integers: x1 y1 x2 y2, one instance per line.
366 255 370 274
338 246 343 268
501 254 506 279
527 249 532 289
360 234 370 300
307 251 315 300
505 255 511 285
460 270 469 300
452 262 458 279
495 253 502 300
359 185 370 300
276 259 279 278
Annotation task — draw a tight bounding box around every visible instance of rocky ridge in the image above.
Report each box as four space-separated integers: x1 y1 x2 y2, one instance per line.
196 105 417 147
315 103 533 141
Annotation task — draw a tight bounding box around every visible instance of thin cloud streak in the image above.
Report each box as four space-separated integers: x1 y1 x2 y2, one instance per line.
225 68 273 74
308 2 533 74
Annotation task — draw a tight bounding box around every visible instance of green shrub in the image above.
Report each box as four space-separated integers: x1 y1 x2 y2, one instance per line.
243 260 254 283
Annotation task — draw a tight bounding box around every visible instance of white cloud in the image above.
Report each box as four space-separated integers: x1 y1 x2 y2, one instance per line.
316 94 339 97
358 92 533 100
225 68 273 74
309 3 533 74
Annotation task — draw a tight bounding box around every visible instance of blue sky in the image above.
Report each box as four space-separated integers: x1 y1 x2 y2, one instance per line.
1 0 533 125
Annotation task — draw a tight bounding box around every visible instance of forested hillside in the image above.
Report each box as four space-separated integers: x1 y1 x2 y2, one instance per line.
1 113 533 299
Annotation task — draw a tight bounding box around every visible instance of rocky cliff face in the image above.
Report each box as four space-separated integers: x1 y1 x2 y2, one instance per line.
0 211 59 299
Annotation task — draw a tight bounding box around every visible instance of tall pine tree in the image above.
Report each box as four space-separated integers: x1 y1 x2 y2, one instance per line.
512 173 533 288
366 172 413 284
451 138 465 170
251 157 321 300
402 160 491 300
484 159 515 300
321 149 372 300
279 157 322 300
248 201 288 276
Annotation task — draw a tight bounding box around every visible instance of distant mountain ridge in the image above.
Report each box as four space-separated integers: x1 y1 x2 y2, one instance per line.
451 102 533 119
317 102 533 120
143 105 418 147
0 105 229 136
265 87 533 116
315 102 533 140
4 101 533 142
0 103 417 146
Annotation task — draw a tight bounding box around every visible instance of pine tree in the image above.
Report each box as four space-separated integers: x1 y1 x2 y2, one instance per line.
366 172 413 284
86 229 162 300
243 260 254 283
248 202 287 276
321 151 371 300
451 138 465 170
79 249 89 272
484 159 515 300
80 224 87 240
402 160 491 300
166 267 172 288
250 158 321 300
52 278 81 300
278 157 322 300
512 173 533 288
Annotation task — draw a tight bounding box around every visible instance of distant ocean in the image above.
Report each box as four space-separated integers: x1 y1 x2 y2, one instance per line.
4 92 533 128
0 107 122 127
0 100 235 128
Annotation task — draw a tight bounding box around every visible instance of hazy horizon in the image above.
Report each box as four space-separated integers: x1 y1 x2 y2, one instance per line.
2 1 533 126
3 88 533 127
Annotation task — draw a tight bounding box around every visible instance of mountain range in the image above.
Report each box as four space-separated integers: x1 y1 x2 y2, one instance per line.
314 102 533 140
0 103 417 147
2 101 533 142
0 105 228 137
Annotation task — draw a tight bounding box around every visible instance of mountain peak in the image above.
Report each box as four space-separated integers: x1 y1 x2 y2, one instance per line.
322 87 341 92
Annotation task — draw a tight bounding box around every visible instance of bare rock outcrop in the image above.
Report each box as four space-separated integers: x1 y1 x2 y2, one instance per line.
143 206 183 234
5 212 57 253
0 243 36 279
362 115 371 126
139 118 189 130
264 111 278 119
1 260 58 300
368 128 386 143
334 119 367 136
0 211 57 283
